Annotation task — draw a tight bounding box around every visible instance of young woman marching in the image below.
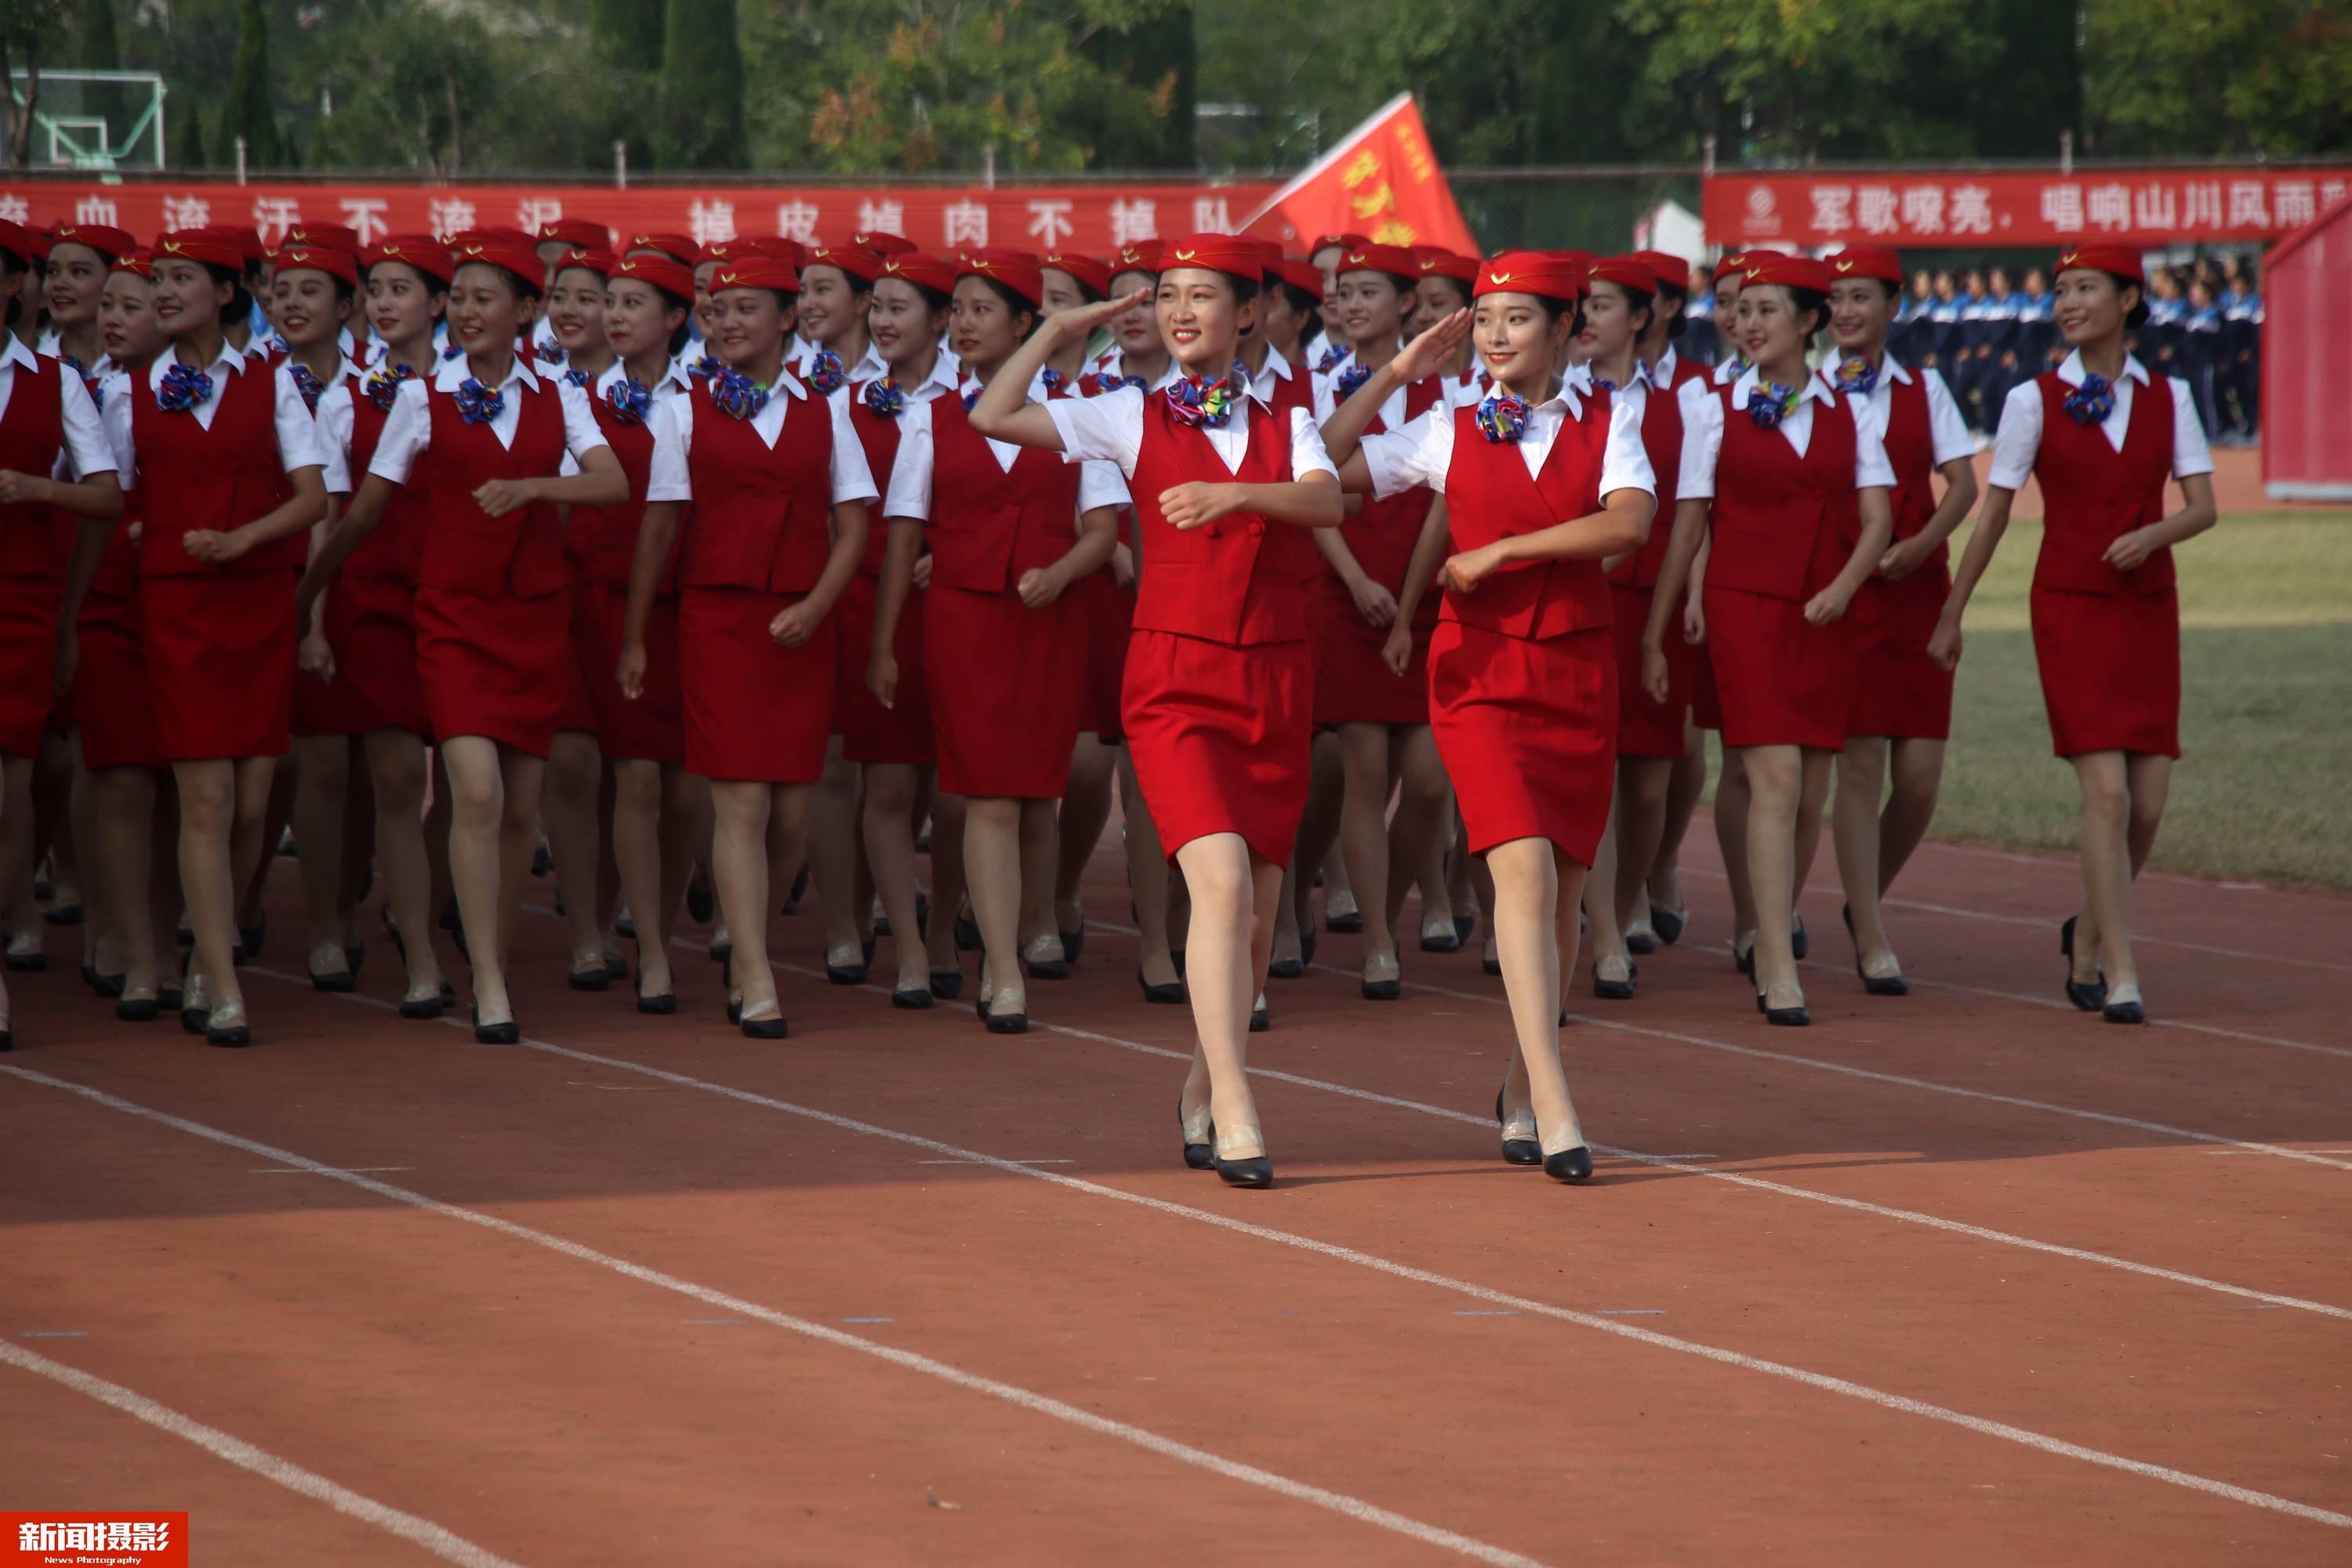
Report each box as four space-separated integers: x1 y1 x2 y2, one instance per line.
302 235 626 1042
971 234 1342 1185
1322 252 1653 1179
855 252 966 1006
1308 242 1457 998
619 252 877 1038
1930 245 2214 1025
1646 255 1896 1025
1824 245 1978 993
103 229 322 1046
877 250 1120 1033
569 252 704 1011
299 234 457 1020
0 224 122 1048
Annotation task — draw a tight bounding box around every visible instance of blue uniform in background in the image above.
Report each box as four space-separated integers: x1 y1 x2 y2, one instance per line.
2220 285 2262 441
1683 288 1721 367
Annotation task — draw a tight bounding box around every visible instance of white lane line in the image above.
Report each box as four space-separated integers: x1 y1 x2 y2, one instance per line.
0 1061 1550 1568
0 1337 526 1568
1297 962 2352 1174
34 1029 2347 1537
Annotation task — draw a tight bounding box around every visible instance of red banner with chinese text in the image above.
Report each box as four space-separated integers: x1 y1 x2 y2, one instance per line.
1239 93 1479 256
0 181 1276 256
1704 167 2352 249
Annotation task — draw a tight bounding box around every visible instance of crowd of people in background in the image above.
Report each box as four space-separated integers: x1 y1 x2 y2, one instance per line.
1684 252 2263 448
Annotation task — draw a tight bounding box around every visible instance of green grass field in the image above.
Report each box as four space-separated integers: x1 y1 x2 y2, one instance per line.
1708 511 2352 892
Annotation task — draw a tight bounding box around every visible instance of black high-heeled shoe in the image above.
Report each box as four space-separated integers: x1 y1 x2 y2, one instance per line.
1733 936 1756 978
604 953 628 978
471 1004 519 1045
824 949 870 985
1250 997 1270 1033
1842 903 1910 996
740 1004 789 1040
116 992 160 1022
310 960 358 993
1494 1087 1542 1166
954 909 980 952
1790 913 1808 961
891 982 935 1010
1544 1145 1594 1182
1267 953 1305 980
1360 949 1401 1002
687 879 714 924
1592 958 1636 1000
1454 912 1477 945
1758 988 1810 1027
636 987 678 1015
1138 968 1185 1005
977 992 1028 1034
568 962 611 992
1651 905 1686 946
238 916 265 963
398 989 450 1020
1178 1096 1215 1170
782 866 809 915
929 967 965 1000
1022 936 1070 982
1213 1127 1272 1188
90 971 125 998
2060 916 2107 1012
2101 982 2146 1025
1059 926 1085 965
1418 920 1461 953
205 1001 252 1048
345 943 365 978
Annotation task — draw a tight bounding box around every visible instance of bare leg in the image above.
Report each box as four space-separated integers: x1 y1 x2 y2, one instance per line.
35 726 78 912
0 755 38 956
1173 833 1279 1166
1288 729 1345 941
1017 793 1061 962
611 758 672 1001
1613 756 1673 938
291 733 353 980
544 729 607 978
963 795 1025 1012
1054 732 1116 952
862 761 927 993
1584 794 1630 992
1713 743 1757 964
67 733 114 975
494 747 548 982
1650 721 1708 925
93 766 158 997
437 735 514 1025
809 734 868 971
1119 750 1179 989
425 750 456 933
238 750 296 938
1489 837 1588 1163
1742 744 1804 1011
1791 746 1834 921
364 728 444 1004
1388 725 1452 946
1833 736 1901 978
1337 722 1399 987
2071 751 2168 1000
922 785 967 982
709 779 775 1018
172 754 275 1023
1878 735 1946 891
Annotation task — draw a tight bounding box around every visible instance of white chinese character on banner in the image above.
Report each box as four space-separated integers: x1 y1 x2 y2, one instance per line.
2085 183 2130 232
429 198 477 236
1025 198 1075 248
2225 180 2268 228
129 1522 171 1550
74 193 119 227
1948 184 1993 234
1109 198 1156 245
1899 185 1945 234
2180 181 2223 229
855 198 903 237
250 195 302 243
1808 185 1853 233
942 199 989 249
2324 180 2350 209
162 192 211 228
0 192 27 225
689 198 737 245
514 197 563 234
1855 186 1899 236
339 197 390 245
1191 196 1232 234
2274 180 2315 227
2038 183 2084 234
775 199 822 242
2132 184 2176 229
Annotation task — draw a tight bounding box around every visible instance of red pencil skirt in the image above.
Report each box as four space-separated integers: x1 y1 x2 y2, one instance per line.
143 570 298 762
1846 565 1955 741
838 577 935 767
292 587 381 742
1122 628 1312 867
678 584 834 785
923 583 1083 799
1703 584 1857 753
1079 571 1136 742
74 587 161 773
0 572 65 759
2031 585 2180 759
1309 572 1430 727
573 582 684 765
325 575 430 740
1430 619 1617 865
1609 581 1688 760
414 581 572 759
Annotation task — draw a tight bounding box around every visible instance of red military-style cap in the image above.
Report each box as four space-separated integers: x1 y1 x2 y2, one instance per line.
1473 249 1592 303
1714 248 1783 285
1156 234 1274 285
1739 253 1834 294
450 225 535 249
0 220 38 268
2054 242 2144 287
47 221 135 262
1544 249 1598 274
877 251 959 297
1249 237 1285 281
537 217 609 250
1414 248 1478 285
608 252 697 302
271 244 360 288
364 234 457 286
154 228 248 272
201 224 267 265
707 255 802 295
449 235 546 286
1109 241 1160 276
1310 231 1369 256
804 243 884 285
1588 254 1659 296
739 234 807 268
111 248 153 278
958 247 1044 309
627 231 700 264
849 230 916 256
1274 257 1326 298
1632 249 1690 292
1338 241 1421 281
1825 245 1904 286
550 248 622 281
283 222 361 253
1041 250 1113 297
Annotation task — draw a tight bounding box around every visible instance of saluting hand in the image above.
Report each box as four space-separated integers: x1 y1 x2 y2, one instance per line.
1016 565 1065 609
473 477 537 518
2103 527 2155 572
1054 288 1154 343
771 601 822 647
0 468 51 506
868 650 898 710
1391 309 1474 385
615 640 647 702
298 627 336 684
1158 481 1240 532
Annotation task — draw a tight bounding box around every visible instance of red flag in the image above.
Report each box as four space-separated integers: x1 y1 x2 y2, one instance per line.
1240 93 1478 257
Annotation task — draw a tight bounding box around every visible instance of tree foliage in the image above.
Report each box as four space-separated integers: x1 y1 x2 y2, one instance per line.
656 0 746 169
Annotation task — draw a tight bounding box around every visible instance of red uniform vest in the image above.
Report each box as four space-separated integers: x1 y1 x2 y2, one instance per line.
1263 359 1315 423
848 390 906 579
341 375 430 586
1877 372 1942 568
1610 380 1683 589
130 357 301 579
565 387 666 593
1441 394 1614 641
1130 395 1308 648
2031 372 2176 598
676 381 833 594
414 376 568 600
1326 376 1442 594
924 397 1083 595
1705 385 1862 603
0 354 68 579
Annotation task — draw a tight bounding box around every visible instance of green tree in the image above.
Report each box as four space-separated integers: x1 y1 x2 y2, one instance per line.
656 0 746 169
220 0 282 168
593 0 665 71
0 0 76 165
169 95 206 169
2084 0 2352 157
1082 2 1196 169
